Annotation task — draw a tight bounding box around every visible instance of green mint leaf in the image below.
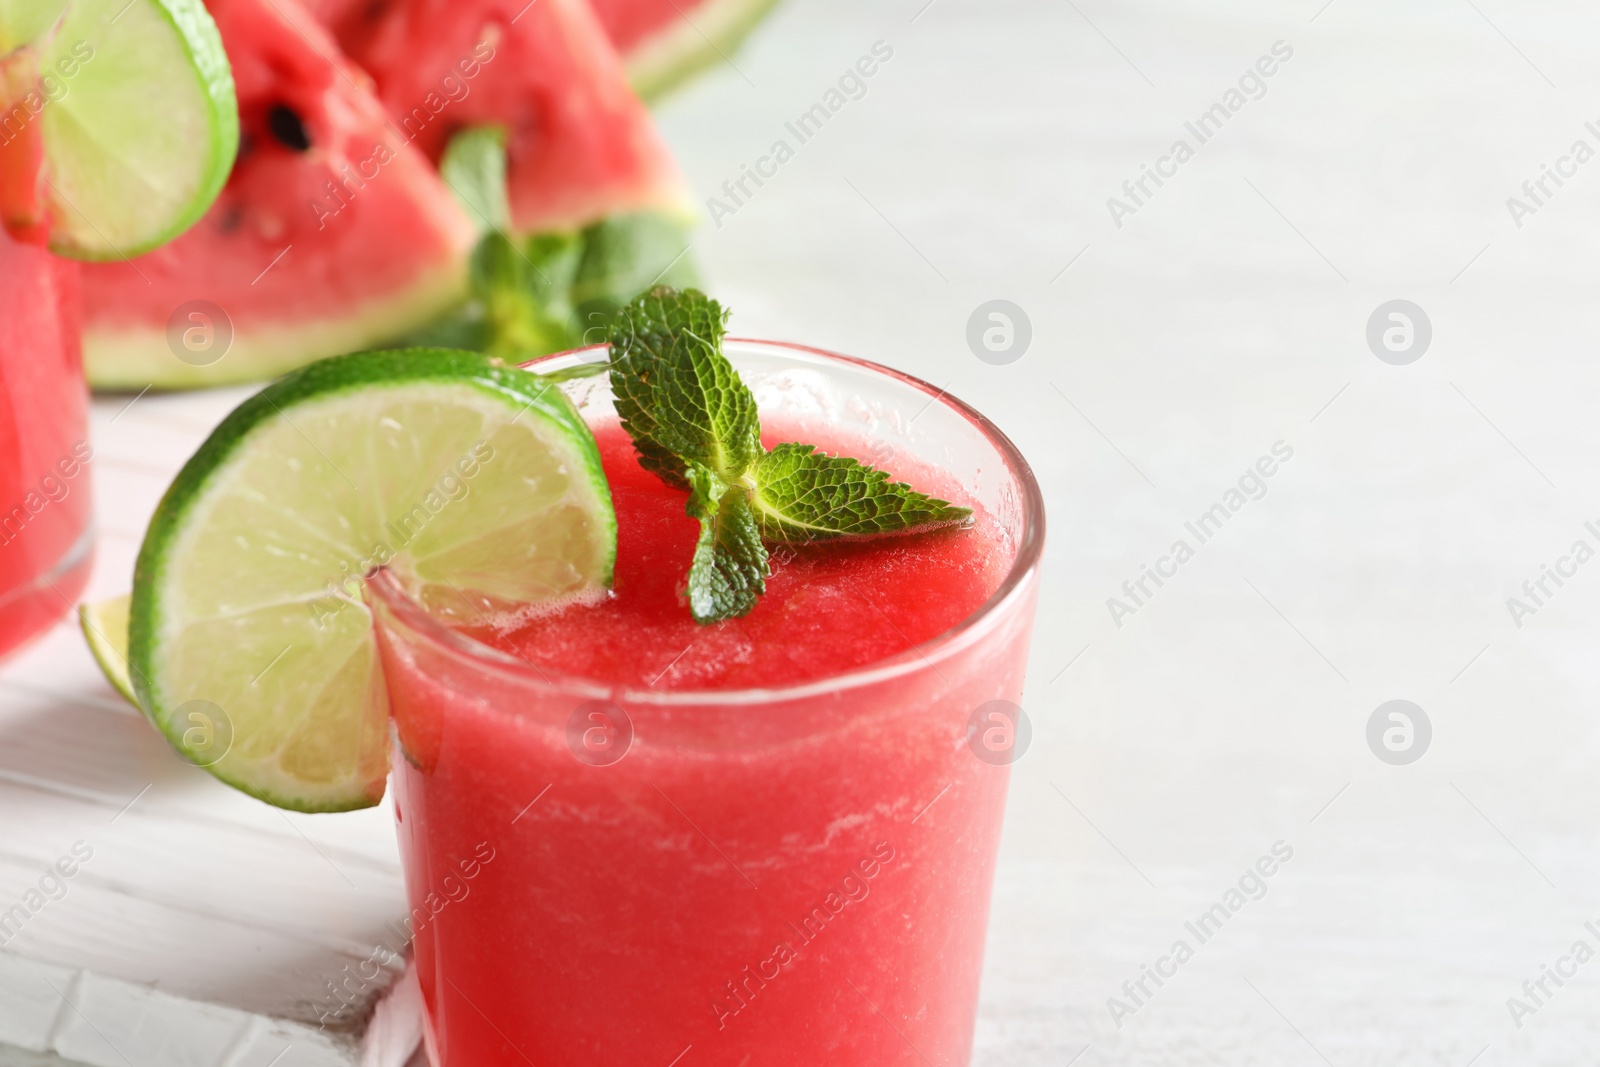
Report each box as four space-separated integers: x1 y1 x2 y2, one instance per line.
571 212 700 341
419 132 703 360
439 125 510 235
685 462 768 623
751 443 972 542
469 231 583 358
608 287 759 490
415 128 587 358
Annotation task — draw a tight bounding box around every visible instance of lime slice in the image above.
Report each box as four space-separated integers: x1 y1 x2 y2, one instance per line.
0 0 237 259
80 594 138 707
129 350 616 812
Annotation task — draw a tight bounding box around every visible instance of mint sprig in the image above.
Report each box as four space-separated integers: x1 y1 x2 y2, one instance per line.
405 126 701 358
608 287 759 489
609 287 973 624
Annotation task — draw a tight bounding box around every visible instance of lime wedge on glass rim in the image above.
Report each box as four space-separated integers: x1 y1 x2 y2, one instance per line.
0 0 237 258
123 350 616 812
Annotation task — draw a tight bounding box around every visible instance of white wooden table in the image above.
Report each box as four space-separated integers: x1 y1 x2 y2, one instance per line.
7 0 1600 1063
0 386 418 1066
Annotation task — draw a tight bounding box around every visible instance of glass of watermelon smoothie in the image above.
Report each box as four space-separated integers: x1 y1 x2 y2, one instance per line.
0 0 239 659
367 339 1044 1067
0 220 91 660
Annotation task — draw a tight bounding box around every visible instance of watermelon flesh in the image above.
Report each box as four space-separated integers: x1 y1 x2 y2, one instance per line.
586 0 693 54
80 0 476 389
322 0 691 236
304 0 778 102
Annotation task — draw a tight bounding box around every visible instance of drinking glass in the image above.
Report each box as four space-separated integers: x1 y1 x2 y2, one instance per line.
368 340 1045 1067
0 223 91 660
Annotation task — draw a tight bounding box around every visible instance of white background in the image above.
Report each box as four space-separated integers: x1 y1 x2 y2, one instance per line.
662 0 1600 1063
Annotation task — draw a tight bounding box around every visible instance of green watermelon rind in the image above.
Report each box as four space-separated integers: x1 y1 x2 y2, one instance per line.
47 0 239 261
83 259 469 389
628 0 783 102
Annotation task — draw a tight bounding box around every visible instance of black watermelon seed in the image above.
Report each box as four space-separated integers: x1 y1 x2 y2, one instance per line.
266 104 311 151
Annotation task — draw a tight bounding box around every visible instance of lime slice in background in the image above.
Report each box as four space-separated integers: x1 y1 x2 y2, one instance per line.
126 350 616 812
0 0 237 259
80 593 137 706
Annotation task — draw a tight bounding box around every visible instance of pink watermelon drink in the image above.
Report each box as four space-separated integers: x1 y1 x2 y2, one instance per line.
368 338 1044 1067
460 422 1003 688
0 218 90 660
1 0 237 657
0 76 88 661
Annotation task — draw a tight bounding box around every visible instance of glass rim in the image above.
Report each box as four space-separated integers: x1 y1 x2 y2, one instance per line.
366 338 1047 708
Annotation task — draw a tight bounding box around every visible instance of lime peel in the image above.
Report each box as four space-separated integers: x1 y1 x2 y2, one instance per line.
128 350 616 812
2 0 240 258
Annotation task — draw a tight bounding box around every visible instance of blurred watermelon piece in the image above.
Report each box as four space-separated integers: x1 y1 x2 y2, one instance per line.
80 0 476 389
320 0 692 236
306 0 779 101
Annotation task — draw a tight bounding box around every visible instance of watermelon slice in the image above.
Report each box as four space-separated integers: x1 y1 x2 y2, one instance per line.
588 0 782 100
80 0 476 389
307 0 780 102
319 0 692 237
